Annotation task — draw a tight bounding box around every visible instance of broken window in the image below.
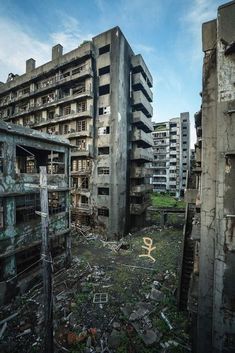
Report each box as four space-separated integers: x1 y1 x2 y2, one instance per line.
48 109 55 120
99 66 110 76
63 105 71 115
76 139 87 150
0 198 4 229
48 192 66 215
99 44 110 55
77 101 87 113
98 208 109 217
98 147 109 155
72 64 86 75
73 84 85 95
77 120 87 132
98 126 110 135
98 187 109 195
72 159 91 172
15 194 40 224
80 177 89 189
81 195 88 204
98 167 109 175
99 84 110 96
99 106 110 115
47 152 65 174
42 93 55 104
0 143 4 173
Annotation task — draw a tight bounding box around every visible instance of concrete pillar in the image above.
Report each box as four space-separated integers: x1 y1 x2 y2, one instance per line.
52 44 63 61
26 58 36 73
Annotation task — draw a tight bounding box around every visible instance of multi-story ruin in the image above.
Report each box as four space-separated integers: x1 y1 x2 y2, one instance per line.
152 113 190 197
179 2 235 352
0 27 153 238
0 121 71 303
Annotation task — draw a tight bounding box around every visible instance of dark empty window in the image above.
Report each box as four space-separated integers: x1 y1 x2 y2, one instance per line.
98 208 109 217
98 167 109 175
98 147 109 155
16 194 40 224
98 187 109 195
99 66 110 76
48 192 66 214
99 44 110 55
99 84 110 96
99 106 110 115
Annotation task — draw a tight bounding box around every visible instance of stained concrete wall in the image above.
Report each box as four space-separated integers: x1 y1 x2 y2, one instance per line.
197 2 235 352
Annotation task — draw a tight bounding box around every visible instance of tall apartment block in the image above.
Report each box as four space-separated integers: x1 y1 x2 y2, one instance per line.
0 27 153 238
179 2 235 352
151 113 190 197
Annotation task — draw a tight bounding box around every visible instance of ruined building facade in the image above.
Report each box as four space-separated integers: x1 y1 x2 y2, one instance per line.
0 122 71 303
0 27 153 237
179 2 235 352
151 113 190 197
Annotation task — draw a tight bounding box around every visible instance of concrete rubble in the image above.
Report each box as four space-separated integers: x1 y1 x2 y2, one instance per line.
0 225 191 353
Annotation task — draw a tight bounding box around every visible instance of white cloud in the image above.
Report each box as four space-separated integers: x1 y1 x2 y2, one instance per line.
0 14 93 83
50 13 94 52
0 17 51 82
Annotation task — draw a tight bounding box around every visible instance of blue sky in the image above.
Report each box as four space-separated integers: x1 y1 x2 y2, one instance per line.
0 0 226 146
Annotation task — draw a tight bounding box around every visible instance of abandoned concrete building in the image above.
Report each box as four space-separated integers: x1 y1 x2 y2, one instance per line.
0 26 153 237
151 113 190 197
179 2 235 352
0 121 71 303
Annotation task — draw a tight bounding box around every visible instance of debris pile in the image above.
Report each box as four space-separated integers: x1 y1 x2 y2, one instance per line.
0 226 191 353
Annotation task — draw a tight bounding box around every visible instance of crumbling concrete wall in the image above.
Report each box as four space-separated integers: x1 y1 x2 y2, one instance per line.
197 2 235 352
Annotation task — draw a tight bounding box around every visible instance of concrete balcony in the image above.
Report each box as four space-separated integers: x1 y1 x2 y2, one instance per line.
71 144 93 157
130 167 152 178
132 111 153 133
132 129 153 148
132 72 153 102
131 148 153 162
132 91 153 118
72 203 92 214
32 106 93 128
65 125 93 139
10 90 93 120
131 184 153 194
71 168 92 176
130 200 151 215
131 54 153 87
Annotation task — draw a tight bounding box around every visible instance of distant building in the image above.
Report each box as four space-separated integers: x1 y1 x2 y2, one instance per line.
0 26 153 237
0 121 71 303
151 113 190 197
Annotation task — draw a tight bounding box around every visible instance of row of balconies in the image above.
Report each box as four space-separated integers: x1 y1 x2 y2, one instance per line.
132 111 153 133
131 147 153 162
32 106 93 128
132 91 153 118
0 66 93 108
130 200 151 215
130 166 152 178
132 72 153 102
131 54 153 88
130 184 153 194
132 129 153 148
4 89 93 120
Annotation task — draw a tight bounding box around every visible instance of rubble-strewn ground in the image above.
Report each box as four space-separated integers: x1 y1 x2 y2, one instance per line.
0 225 191 353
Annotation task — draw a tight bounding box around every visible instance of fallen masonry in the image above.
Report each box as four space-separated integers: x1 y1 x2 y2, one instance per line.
0 225 191 353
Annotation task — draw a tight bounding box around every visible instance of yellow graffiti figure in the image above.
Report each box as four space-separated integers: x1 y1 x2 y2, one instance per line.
139 237 156 262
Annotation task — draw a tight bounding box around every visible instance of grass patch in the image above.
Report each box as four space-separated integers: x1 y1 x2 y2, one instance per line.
151 193 185 209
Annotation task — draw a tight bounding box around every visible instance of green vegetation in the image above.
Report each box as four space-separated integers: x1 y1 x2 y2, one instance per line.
151 193 185 209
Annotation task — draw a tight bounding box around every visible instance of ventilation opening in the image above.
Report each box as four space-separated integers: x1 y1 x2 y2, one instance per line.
99 84 110 96
99 44 110 55
99 66 110 76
